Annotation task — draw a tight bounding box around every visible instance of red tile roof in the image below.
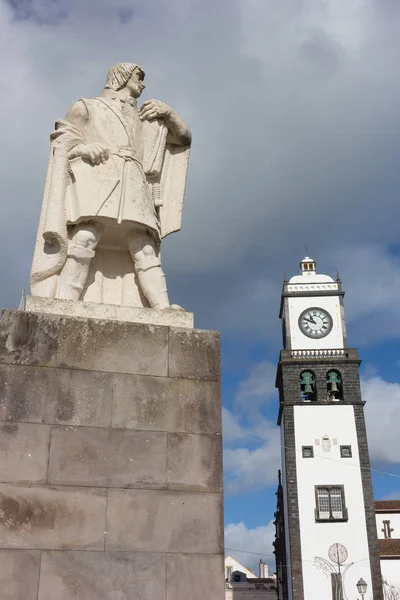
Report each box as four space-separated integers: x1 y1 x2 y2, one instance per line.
375 500 400 512
379 539 400 557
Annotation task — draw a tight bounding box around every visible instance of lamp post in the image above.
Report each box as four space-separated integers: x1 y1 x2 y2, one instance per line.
356 578 368 600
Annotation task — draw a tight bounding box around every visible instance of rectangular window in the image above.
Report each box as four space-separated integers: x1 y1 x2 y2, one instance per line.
315 486 348 521
302 446 314 458
340 445 352 458
382 520 393 539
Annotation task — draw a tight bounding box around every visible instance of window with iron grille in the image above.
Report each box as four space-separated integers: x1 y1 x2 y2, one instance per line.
340 445 352 458
315 486 348 521
302 446 314 458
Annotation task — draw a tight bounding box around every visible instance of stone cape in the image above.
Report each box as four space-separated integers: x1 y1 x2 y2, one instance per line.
30 107 190 306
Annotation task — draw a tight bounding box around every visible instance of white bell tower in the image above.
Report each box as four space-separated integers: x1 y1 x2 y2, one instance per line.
280 256 347 354
274 258 383 600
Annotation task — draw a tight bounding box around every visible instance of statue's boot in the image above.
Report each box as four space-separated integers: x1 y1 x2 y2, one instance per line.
137 264 177 310
128 231 184 310
56 247 95 301
56 223 103 301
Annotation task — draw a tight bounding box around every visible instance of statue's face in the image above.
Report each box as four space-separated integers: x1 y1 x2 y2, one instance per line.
126 68 145 98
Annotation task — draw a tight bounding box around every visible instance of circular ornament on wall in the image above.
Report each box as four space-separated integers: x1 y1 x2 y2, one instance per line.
298 307 333 339
328 543 348 565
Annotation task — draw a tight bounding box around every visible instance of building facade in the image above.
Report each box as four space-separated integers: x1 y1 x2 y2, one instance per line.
225 556 258 581
224 556 277 600
274 257 383 600
376 500 400 594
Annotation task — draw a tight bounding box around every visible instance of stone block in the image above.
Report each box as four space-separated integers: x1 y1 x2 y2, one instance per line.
57 318 168 376
107 489 223 553
26 295 194 328
168 328 220 381
0 549 41 600
0 364 112 427
0 423 50 484
167 553 225 600
48 426 166 488
112 374 221 435
167 432 222 492
0 484 106 550
38 550 166 600
0 310 60 367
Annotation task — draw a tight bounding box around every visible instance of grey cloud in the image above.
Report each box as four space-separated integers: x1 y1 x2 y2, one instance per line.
0 0 400 347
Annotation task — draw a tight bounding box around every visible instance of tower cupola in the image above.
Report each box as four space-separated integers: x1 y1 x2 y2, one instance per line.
300 256 316 274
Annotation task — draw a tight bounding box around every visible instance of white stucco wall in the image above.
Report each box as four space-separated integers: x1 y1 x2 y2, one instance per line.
376 513 400 539
294 404 372 600
287 295 344 350
381 559 400 589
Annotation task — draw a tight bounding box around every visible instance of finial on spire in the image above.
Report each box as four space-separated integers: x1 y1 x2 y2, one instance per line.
336 269 341 282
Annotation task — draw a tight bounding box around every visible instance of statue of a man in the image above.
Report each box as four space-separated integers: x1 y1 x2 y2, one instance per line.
30 63 191 309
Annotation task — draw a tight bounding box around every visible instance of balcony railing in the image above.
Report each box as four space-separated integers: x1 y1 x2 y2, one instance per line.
292 349 346 358
280 348 358 360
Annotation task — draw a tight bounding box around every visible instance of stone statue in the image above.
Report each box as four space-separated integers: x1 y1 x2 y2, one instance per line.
30 63 191 309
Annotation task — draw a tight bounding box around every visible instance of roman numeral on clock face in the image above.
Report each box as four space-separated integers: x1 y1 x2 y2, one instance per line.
299 307 333 339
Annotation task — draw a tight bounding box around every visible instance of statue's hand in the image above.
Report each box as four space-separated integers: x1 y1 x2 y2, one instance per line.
139 100 171 122
74 143 110 166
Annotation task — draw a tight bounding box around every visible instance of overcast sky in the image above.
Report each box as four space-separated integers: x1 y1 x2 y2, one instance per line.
1 0 400 574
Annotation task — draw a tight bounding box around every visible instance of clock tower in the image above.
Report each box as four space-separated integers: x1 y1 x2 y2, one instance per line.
275 257 383 600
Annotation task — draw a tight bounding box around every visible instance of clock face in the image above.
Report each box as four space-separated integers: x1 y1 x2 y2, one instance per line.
299 307 333 339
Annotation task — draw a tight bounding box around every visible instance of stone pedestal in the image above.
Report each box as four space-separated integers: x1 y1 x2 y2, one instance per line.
0 309 224 600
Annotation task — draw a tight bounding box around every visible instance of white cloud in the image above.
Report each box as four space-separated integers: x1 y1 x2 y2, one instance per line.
328 245 400 345
225 521 276 574
224 434 281 494
235 361 277 413
362 375 400 466
223 361 281 494
222 406 248 443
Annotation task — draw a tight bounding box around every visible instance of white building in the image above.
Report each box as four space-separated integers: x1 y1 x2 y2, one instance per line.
274 257 383 600
224 556 276 600
376 500 400 594
225 555 258 580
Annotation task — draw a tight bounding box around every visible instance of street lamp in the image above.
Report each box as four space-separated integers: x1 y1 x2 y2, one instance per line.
357 578 368 600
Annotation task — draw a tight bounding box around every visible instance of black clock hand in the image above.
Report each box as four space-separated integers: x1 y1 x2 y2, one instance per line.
304 317 316 324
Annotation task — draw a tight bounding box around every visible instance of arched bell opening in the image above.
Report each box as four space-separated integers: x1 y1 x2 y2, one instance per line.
326 370 343 401
300 370 316 402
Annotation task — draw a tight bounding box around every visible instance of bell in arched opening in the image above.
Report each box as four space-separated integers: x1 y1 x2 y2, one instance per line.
327 370 342 401
300 371 316 402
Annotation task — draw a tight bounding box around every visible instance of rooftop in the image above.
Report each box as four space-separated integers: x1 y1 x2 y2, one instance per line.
379 538 400 557
375 500 400 512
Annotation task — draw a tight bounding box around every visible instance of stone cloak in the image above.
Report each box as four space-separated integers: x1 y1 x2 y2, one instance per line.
30 111 190 299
